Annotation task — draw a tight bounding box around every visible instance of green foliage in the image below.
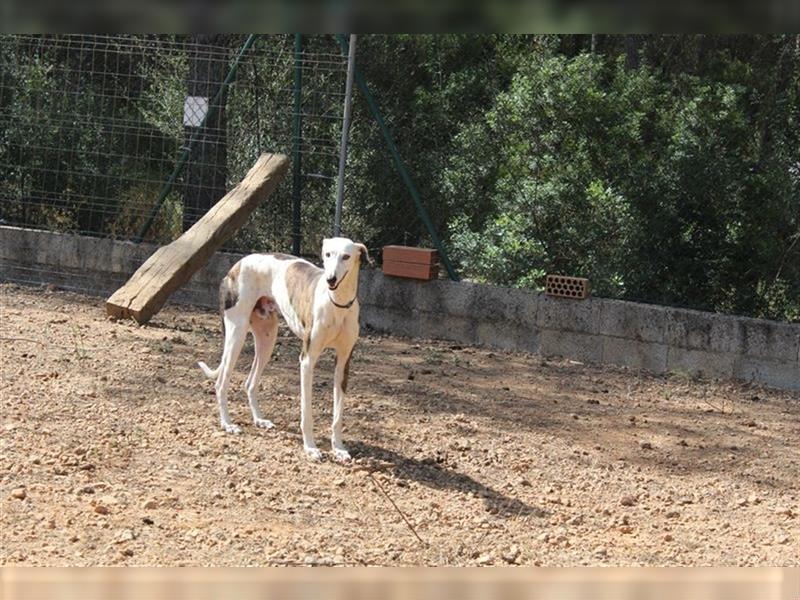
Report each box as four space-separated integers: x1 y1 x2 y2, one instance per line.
1 34 797 322
437 37 799 322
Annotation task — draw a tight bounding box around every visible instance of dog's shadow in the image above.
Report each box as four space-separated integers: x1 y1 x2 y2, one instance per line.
348 441 547 519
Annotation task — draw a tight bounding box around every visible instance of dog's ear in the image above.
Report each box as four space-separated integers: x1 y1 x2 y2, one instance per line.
356 243 373 266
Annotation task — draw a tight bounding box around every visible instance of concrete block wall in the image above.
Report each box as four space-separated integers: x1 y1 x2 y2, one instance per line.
2 226 798 391
0 226 237 308
359 271 799 390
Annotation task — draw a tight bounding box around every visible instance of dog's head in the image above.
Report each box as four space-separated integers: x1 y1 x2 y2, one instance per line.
321 237 371 290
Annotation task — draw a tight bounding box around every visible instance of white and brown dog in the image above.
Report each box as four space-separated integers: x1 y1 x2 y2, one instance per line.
198 237 370 461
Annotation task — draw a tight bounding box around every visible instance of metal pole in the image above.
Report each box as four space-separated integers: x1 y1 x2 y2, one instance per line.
333 34 356 237
291 33 303 255
334 34 459 281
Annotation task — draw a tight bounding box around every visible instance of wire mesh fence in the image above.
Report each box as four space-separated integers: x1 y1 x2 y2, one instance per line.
0 34 347 264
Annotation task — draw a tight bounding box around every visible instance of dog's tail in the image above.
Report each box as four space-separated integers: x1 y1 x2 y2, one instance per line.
197 361 220 379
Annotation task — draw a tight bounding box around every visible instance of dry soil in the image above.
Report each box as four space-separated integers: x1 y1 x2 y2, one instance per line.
1 284 798 566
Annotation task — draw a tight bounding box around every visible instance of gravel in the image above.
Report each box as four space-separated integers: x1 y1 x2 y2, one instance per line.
1 284 799 566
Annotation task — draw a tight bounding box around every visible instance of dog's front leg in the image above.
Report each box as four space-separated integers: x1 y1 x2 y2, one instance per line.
331 345 354 461
300 350 322 461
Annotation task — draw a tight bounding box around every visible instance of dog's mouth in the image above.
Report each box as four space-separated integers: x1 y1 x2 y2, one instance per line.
327 271 348 290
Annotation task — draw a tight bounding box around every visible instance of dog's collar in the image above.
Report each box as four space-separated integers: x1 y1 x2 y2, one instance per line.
329 293 356 309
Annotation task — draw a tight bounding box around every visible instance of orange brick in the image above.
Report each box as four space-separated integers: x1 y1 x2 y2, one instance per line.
382 260 439 281
545 275 590 300
382 245 438 265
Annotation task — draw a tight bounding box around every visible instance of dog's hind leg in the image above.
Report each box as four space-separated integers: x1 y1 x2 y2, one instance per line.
215 312 248 434
244 311 278 429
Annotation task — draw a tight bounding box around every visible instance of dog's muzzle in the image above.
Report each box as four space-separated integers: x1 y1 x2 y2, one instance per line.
327 270 348 290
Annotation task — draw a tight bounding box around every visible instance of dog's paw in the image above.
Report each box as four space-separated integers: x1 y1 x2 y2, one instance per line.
304 446 323 462
221 422 242 434
253 418 275 430
331 444 351 462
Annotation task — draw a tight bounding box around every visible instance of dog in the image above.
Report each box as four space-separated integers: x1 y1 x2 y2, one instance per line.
198 237 370 461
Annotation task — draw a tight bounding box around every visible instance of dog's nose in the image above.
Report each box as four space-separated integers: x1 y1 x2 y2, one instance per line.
327 275 337 286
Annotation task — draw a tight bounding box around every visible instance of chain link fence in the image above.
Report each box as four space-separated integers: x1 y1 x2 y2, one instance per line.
0 34 347 267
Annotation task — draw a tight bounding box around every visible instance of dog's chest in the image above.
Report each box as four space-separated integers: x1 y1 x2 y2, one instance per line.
316 304 357 344
317 304 347 330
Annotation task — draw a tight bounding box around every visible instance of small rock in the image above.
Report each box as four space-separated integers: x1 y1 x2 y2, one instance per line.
115 529 135 544
571 413 579 420
501 546 521 564
567 514 583 526
11 487 26 500
665 510 681 519
774 507 794 518
747 493 760 505
775 534 790 545
664 534 674 542
94 504 110 515
619 525 634 534
537 532 549 542
142 517 154 525
334 479 346 488
450 439 471 451
98 494 118 507
142 499 157 510
476 553 493 565
640 441 653 450
620 495 637 507
593 546 607 558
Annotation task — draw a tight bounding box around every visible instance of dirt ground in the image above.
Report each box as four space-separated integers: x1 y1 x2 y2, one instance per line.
1 283 798 566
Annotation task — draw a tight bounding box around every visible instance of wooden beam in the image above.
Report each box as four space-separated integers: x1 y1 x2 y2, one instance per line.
106 153 289 324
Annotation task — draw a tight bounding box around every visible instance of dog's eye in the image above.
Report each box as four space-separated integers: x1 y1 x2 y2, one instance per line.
342 254 350 260
325 252 331 258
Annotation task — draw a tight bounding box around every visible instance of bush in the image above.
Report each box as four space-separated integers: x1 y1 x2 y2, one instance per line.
445 46 799 321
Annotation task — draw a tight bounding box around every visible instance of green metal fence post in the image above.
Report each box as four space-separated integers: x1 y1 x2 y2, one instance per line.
334 34 459 281
292 34 303 256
